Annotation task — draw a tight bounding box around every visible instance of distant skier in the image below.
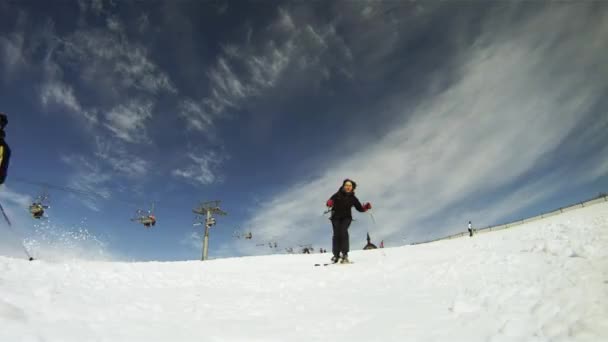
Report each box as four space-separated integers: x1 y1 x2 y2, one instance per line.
0 113 11 185
468 221 473 237
326 179 372 264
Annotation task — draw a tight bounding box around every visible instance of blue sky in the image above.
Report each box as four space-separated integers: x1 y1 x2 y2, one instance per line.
0 1 607 261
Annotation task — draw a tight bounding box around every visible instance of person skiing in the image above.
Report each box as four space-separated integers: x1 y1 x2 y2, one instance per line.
326 179 372 263
468 221 473 237
0 113 11 185
0 113 29 260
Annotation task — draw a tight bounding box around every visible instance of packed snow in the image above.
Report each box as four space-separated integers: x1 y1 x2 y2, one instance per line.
1 202 607 342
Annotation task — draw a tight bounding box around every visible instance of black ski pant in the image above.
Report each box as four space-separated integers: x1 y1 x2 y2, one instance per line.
331 217 352 257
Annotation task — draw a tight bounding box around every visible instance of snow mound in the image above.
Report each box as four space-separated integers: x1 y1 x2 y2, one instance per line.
1 202 607 342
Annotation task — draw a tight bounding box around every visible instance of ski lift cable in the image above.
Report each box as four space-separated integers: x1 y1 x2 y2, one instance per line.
12 177 149 207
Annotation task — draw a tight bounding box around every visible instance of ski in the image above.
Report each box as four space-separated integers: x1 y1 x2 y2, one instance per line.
314 260 354 266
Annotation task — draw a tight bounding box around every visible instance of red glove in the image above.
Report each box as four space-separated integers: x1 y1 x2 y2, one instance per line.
326 199 334 207
364 202 372 210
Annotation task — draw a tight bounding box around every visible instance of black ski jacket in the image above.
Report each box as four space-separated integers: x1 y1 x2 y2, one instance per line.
0 131 10 185
328 188 366 220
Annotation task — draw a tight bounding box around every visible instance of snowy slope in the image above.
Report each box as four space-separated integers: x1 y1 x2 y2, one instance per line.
1 202 607 342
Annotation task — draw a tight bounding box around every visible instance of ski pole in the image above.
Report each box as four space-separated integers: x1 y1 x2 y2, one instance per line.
368 210 376 225
0 201 34 260
367 209 385 257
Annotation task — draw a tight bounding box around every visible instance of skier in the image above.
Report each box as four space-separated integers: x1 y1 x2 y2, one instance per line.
0 113 11 185
468 221 473 237
326 179 372 263
363 232 377 250
0 114 29 260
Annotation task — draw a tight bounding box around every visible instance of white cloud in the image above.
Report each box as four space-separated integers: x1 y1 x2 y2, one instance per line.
277 8 295 32
178 98 214 132
94 137 149 178
237 5 608 255
0 186 33 208
91 0 104 14
104 99 154 144
40 82 80 112
113 47 177 94
137 13 150 33
61 155 112 212
106 16 122 32
247 41 292 89
57 29 176 95
0 11 31 78
180 231 203 250
0 32 25 75
78 0 107 16
40 81 98 124
61 136 154 211
180 7 350 133
172 151 226 186
22 11 175 144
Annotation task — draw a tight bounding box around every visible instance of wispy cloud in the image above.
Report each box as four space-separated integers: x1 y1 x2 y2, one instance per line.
0 10 30 79
25 11 176 144
180 231 202 251
0 186 33 208
0 32 25 75
58 136 152 211
94 137 149 178
136 13 150 33
40 81 98 124
57 27 176 95
106 15 123 32
78 0 109 16
61 155 112 212
172 151 226 186
238 4 608 254
276 7 295 32
178 98 215 133
104 99 154 144
179 7 352 132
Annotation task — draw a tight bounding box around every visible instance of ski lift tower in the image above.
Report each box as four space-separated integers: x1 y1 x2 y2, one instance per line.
193 200 227 261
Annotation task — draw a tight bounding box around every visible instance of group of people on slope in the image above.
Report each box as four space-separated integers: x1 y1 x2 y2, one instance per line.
1 111 478 263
